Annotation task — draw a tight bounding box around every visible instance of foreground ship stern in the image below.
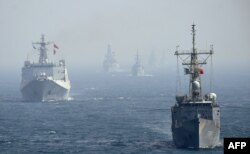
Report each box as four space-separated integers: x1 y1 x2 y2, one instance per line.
171 102 220 148
171 24 220 149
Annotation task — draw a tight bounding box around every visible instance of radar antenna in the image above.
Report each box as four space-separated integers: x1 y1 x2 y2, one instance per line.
32 35 53 64
175 24 214 102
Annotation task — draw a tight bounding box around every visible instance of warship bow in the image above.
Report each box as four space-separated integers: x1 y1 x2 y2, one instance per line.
20 35 71 101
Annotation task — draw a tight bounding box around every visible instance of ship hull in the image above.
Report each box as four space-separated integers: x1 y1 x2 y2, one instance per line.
171 104 220 148
21 79 70 101
132 66 144 76
103 62 120 73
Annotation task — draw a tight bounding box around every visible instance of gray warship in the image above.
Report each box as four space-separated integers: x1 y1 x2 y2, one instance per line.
20 35 71 101
103 44 120 73
132 51 145 76
171 25 220 148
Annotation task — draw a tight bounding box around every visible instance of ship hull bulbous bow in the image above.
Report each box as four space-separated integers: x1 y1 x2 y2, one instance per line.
21 79 70 101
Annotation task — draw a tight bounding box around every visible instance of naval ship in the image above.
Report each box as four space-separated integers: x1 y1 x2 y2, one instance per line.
171 25 220 148
132 51 145 76
103 44 120 73
20 35 71 101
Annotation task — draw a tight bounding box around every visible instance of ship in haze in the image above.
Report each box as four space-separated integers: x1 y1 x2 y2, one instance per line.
148 50 157 71
103 44 120 73
171 25 220 148
132 51 145 76
20 35 71 101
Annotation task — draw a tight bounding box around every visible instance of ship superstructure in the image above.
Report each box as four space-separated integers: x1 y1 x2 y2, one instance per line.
103 44 120 73
132 51 145 76
148 50 157 71
171 25 220 148
20 35 71 101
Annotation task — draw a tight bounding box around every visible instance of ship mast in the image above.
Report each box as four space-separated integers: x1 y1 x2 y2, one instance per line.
190 24 201 100
175 25 213 102
106 44 116 63
136 51 140 65
106 44 111 59
32 35 52 64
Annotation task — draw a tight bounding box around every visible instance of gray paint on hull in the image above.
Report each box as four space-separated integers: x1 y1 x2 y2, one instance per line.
21 79 69 101
171 104 220 148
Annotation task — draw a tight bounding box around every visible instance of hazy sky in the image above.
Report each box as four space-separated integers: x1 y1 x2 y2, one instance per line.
0 0 249 74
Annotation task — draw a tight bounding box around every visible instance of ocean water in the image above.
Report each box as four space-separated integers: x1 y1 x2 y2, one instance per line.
0 72 249 154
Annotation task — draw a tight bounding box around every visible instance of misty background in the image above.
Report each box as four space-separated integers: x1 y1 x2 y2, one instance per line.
0 0 249 81
0 1 249 153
